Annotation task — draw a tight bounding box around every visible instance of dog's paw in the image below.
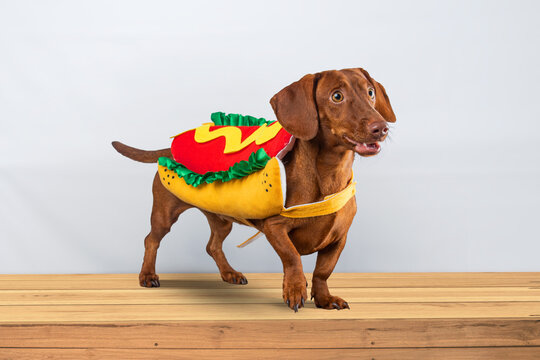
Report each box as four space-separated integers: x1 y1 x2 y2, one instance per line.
312 294 350 310
221 271 248 285
139 273 160 288
283 273 308 312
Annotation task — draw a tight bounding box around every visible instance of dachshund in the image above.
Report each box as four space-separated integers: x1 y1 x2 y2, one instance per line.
112 67 396 311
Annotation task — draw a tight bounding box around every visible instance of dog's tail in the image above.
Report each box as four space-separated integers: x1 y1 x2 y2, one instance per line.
111 141 172 163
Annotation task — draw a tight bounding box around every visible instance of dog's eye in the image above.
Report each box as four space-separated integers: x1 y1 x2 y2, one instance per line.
368 88 375 100
331 91 344 103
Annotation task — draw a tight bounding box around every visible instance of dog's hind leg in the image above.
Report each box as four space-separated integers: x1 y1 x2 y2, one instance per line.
140 173 192 288
203 212 248 285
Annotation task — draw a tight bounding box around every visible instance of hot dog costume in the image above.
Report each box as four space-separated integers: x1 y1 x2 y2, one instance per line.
157 112 356 245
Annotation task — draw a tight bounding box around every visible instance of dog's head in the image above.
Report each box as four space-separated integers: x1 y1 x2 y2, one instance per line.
270 68 395 156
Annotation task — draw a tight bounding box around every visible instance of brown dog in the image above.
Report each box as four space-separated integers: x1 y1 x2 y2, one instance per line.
112 68 395 311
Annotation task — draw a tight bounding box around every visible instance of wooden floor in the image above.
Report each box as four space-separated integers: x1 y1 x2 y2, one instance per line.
1 273 540 359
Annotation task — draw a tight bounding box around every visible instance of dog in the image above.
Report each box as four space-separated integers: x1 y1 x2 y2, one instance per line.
112 68 395 311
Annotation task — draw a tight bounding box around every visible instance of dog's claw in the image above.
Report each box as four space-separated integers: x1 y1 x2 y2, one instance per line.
332 302 340 310
286 299 290 307
140 274 161 288
221 271 247 285
293 303 299 312
343 302 350 309
301 297 305 306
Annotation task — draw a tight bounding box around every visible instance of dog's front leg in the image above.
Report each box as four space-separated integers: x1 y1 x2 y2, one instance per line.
311 237 350 310
263 218 307 312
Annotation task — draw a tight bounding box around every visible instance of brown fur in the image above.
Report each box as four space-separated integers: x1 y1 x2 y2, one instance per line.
112 68 395 311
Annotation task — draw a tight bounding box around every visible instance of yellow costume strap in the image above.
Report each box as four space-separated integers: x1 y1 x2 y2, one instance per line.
279 173 356 218
236 173 356 247
236 231 263 248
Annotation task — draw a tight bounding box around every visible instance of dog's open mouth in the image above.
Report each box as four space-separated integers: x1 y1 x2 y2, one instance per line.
343 136 381 156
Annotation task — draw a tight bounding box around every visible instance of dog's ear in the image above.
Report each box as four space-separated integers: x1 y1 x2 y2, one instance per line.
270 73 320 140
358 68 396 123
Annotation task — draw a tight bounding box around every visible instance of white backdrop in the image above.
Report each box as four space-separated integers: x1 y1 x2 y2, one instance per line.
1 0 539 274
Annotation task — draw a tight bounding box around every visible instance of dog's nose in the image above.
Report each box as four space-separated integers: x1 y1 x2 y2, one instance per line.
369 122 389 136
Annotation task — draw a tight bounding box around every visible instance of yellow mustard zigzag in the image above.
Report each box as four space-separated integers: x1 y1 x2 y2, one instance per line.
193 122 283 154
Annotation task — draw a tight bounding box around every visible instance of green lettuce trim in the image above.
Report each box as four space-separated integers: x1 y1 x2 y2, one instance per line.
158 148 271 187
211 112 275 126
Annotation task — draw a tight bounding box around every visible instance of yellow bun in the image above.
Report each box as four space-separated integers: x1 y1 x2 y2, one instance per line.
158 157 285 220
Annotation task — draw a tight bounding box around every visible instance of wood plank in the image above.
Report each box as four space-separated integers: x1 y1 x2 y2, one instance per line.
1 287 539 306
2 319 539 349
1 347 540 360
1 302 540 323
3 272 540 281
1 272 539 289
2 273 539 353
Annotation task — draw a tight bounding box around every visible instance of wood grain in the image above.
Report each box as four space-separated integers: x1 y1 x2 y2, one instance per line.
1 272 539 289
2 302 540 322
1 347 540 360
1 287 539 305
2 319 540 349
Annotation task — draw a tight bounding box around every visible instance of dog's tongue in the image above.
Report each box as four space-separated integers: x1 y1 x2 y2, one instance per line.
354 142 381 156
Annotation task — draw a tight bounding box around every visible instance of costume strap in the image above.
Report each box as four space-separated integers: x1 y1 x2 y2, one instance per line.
236 172 356 248
279 172 356 218
236 231 263 248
